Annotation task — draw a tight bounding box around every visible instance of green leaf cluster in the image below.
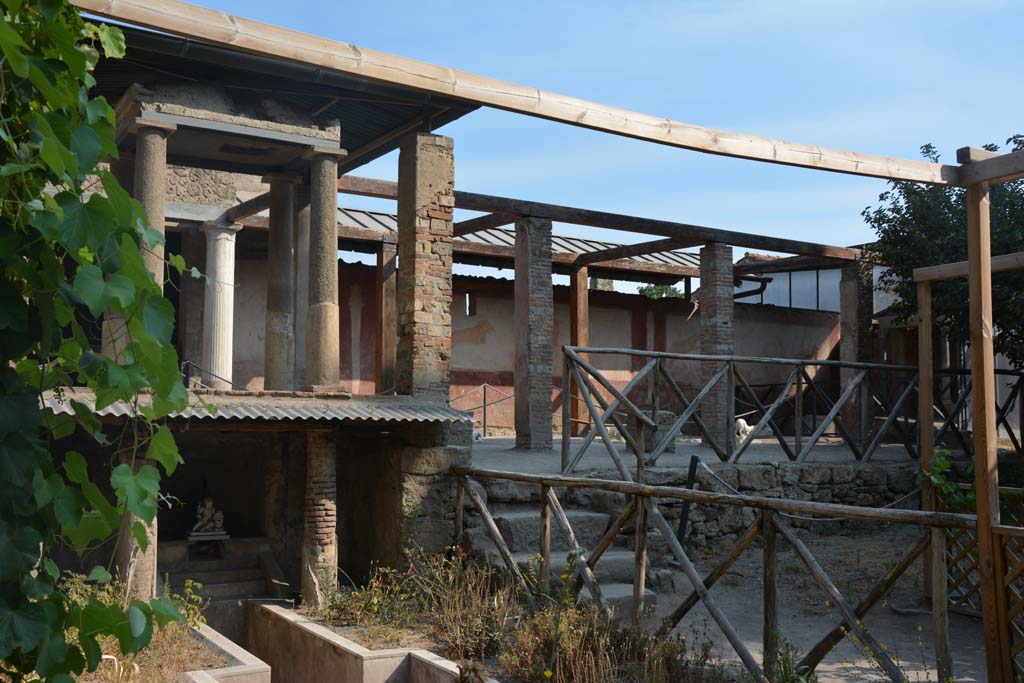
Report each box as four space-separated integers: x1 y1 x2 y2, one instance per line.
866 138 1024 366
1 1 190 679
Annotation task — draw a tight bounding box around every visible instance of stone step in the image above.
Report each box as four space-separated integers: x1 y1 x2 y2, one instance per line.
177 556 260 573
491 508 610 553
170 567 264 588
512 549 639 585
580 582 657 620
178 578 266 600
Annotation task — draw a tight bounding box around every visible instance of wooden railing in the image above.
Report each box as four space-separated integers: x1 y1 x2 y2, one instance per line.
451 466 976 683
560 346 1024 474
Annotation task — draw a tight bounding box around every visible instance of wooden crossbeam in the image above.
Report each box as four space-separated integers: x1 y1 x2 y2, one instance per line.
573 237 700 267
73 0 961 186
913 250 1024 283
453 213 514 237
957 147 1024 186
335 176 861 258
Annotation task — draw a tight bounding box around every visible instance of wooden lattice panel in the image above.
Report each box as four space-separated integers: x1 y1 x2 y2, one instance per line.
946 527 983 614
1001 532 1024 681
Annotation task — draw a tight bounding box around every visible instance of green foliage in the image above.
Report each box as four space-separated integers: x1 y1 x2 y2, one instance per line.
638 284 684 300
917 450 975 513
1 1 189 680
866 138 1024 365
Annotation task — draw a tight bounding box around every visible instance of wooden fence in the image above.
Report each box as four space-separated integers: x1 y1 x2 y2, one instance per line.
452 466 975 683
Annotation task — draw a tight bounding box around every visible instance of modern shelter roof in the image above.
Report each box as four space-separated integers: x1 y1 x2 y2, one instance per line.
92 26 477 175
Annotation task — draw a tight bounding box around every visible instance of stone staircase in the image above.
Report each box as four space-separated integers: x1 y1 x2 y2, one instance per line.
461 477 665 619
166 555 272 642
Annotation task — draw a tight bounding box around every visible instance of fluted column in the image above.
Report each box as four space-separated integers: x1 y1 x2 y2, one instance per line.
264 173 298 390
306 153 340 388
201 222 242 390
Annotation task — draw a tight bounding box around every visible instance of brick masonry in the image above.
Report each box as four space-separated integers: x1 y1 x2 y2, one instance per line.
840 261 874 444
514 217 554 449
396 133 454 401
302 430 338 605
700 242 735 449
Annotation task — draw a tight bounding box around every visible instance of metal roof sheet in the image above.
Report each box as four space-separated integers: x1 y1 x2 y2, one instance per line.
43 390 471 425
337 208 701 269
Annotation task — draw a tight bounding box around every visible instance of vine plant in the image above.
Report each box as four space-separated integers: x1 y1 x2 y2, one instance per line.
1 1 190 680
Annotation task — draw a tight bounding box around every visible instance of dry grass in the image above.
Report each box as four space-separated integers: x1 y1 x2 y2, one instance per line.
63 574 228 683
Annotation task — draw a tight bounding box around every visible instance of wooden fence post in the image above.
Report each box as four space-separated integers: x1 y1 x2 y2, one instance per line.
540 484 551 595
762 511 778 682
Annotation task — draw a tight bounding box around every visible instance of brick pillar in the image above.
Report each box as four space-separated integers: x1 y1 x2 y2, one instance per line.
699 242 734 450
396 133 454 401
302 430 338 608
840 261 874 445
514 217 553 449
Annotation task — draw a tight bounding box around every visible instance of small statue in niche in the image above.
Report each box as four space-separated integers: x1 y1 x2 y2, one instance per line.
191 497 227 536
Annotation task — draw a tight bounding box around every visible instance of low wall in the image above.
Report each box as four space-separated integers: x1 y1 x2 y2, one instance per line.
177 623 270 683
246 602 485 683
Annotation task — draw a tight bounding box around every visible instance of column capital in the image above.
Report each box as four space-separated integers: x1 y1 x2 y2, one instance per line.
200 221 243 236
262 171 303 185
129 117 177 136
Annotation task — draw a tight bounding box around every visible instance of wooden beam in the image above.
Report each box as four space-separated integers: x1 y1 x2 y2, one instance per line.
574 237 700 267
958 148 1024 186
336 176 863 258
965 176 1011 682
73 0 961 185
734 254 853 275
913 250 1024 283
453 213 514 237
337 108 448 175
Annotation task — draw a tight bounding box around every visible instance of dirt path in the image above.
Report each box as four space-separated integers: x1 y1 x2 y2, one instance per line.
659 524 987 682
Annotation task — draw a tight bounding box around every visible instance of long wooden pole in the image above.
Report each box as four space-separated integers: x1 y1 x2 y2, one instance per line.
569 267 589 438
73 0 960 186
965 179 1011 681
762 511 778 682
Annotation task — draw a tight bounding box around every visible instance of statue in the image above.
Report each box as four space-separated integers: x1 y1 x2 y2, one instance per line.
189 497 228 541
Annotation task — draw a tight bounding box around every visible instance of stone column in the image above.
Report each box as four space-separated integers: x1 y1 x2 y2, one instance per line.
293 183 311 390
375 242 398 393
301 430 338 607
201 222 242 390
840 261 874 445
133 124 174 289
514 217 553 449
699 242 735 450
306 154 340 388
396 133 454 401
264 173 298 390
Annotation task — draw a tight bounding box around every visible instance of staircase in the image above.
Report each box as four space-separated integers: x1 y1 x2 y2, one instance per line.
166 554 272 643
461 477 663 619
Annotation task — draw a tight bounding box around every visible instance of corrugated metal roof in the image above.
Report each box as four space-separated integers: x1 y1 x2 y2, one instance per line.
43 390 471 425
337 208 701 269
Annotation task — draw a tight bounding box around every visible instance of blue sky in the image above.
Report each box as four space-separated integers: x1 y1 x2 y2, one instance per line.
197 0 1022 270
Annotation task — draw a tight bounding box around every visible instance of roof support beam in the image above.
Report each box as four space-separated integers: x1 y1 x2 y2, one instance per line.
957 147 1024 186
453 213 514 237
337 176 862 259
913 251 1024 283
574 238 702 267
73 0 960 185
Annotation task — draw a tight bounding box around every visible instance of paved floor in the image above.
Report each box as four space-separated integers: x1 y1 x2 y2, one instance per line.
470 435 913 474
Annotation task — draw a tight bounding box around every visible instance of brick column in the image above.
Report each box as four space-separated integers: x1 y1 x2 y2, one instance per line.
396 133 454 401
699 242 735 449
264 174 297 390
514 217 553 449
302 430 338 608
840 261 874 445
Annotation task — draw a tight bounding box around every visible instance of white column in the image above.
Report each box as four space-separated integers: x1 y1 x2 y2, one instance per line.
201 222 242 390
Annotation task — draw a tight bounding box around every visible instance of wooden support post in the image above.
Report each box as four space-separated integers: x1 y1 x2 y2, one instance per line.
794 365 803 454
545 487 609 617
632 425 647 625
375 242 397 393
569 266 589 436
561 354 572 471
964 177 1011 681
762 511 778 682
930 526 953 681
540 485 551 596
918 281 936 598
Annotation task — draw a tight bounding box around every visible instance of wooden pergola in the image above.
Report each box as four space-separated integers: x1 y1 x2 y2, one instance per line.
75 0 1024 677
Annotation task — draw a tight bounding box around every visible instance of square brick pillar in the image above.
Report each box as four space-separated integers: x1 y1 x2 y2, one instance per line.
699 242 735 450
396 133 454 401
840 261 874 445
514 217 553 449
